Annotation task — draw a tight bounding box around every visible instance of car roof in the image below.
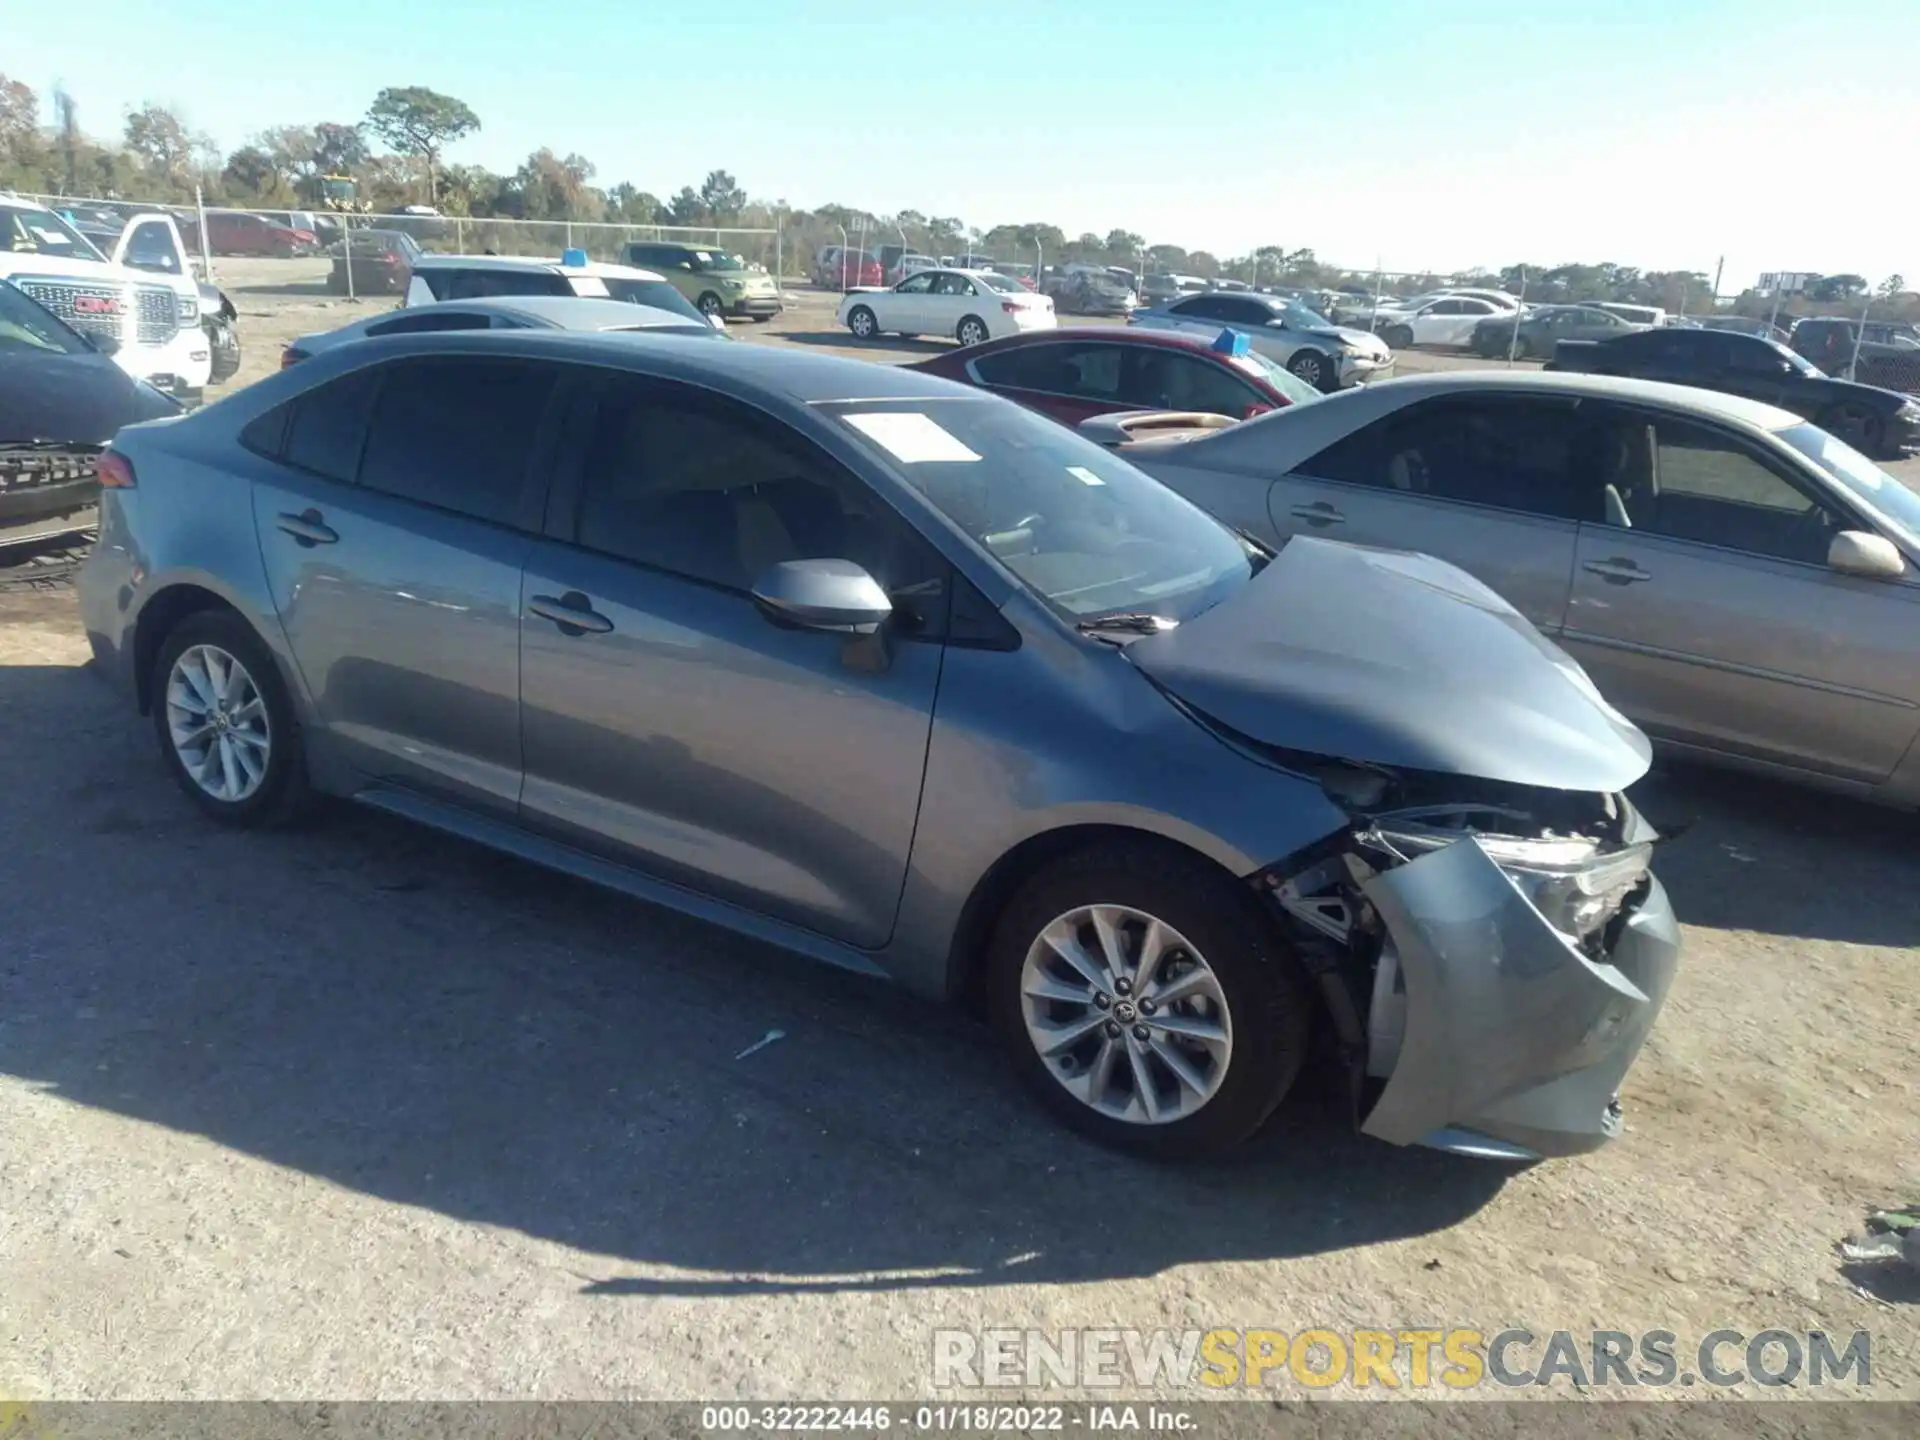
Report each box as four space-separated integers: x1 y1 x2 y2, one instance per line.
409 253 668 281
1347 369 1806 429
436 296 708 329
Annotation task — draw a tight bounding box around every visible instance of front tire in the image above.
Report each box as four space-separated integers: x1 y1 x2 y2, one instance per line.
957 315 989 347
151 611 311 828
986 842 1313 1160
205 316 241 384
698 292 726 320
1288 349 1336 393
1823 403 1885 457
1384 324 1414 350
847 305 878 339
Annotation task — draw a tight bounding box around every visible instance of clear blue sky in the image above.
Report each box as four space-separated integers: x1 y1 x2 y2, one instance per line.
3 0 1913 290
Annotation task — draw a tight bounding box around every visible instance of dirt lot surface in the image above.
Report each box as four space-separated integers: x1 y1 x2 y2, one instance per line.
1 258 1917 1405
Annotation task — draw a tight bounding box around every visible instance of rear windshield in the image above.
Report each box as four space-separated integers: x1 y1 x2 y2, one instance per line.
600 277 706 320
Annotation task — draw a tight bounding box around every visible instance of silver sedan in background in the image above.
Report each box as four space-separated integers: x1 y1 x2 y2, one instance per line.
1121 370 1920 807
78 334 1678 1162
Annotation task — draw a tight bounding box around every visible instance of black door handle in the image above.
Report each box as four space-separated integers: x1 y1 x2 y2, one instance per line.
275 508 338 546
1288 501 1346 527
1583 556 1652 584
528 591 614 636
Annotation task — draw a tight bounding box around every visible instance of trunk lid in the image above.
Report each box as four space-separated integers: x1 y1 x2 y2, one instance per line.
1123 535 1651 792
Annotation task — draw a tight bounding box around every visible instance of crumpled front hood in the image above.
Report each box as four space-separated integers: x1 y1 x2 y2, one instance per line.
1125 536 1651 792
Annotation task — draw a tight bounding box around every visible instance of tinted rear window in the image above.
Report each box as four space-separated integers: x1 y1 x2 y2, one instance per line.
282 368 380 481
356 357 556 526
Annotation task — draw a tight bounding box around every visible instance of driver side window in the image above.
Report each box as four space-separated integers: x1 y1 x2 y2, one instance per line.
896 273 936 294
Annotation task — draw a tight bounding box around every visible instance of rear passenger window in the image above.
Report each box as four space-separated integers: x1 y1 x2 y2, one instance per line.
365 311 494 336
356 357 557 527
281 367 380 481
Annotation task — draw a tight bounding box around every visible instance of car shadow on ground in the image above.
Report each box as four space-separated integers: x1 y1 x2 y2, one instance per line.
778 330 957 356
0 659 1515 1296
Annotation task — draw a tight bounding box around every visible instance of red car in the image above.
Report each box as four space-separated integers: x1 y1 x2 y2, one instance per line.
905 326 1322 426
811 245 883 290
184 211 319 258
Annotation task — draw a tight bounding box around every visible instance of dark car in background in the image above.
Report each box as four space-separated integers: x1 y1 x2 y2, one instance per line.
907 326 1322 426
1547 326 1920 457
0 281 181 552
1790 317 1920 397
327 229 423 295
1471 304 1644 359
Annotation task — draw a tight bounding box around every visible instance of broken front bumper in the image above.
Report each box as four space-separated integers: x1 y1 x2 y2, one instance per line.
1358 838 1679 1160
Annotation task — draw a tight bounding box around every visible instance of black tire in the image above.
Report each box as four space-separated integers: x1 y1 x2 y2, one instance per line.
1510 334 1533 361
697 292 726 320
1384 324 1414 350
150 610 312 828
957 315 989 347
847 305 878 339
205 317 242 384
1288 348 1337 393
751 314 772 324
986 841 1314 1161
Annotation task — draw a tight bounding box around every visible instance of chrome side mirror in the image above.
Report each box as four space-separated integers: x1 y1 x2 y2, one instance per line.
1828 530 1906 579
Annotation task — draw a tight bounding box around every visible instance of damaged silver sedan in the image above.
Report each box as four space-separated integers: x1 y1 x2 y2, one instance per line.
79 337 1675 1162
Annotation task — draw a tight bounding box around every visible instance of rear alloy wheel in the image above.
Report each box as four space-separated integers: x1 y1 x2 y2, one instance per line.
988 843 1311 1159
848 305 878 339
957 316 990 347
152 611 310 827
1288 349 1333 392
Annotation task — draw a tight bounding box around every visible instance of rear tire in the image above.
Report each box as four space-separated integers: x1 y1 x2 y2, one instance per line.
957 316 990 347
151 611 312 828
986 841 1313 1160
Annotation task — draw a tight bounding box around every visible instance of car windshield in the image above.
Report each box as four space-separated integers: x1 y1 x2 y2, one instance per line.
1231 350 1325 407
600 276 707 320
0 281 89 356
1267 299 1331 328
825 397 1256 624
1776 422 1920 551
0 204 108 263
692 249 746 271
976 272 1025 294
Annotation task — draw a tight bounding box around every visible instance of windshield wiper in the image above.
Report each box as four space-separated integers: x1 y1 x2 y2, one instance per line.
1075 612 1178 640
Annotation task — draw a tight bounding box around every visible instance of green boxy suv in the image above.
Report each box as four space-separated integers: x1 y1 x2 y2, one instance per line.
621 241 782 322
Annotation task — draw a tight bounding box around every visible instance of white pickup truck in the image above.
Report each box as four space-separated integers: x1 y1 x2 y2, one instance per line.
1 196 212 401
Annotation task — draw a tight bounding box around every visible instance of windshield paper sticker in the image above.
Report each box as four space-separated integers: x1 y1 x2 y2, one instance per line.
845 412 982 464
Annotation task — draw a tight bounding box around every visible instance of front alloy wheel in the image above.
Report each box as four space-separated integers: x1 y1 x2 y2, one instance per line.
1020 904 1232 1124
166 644 271 803
988 843 1311 1159
1289 351 1329 390
848 305 877 339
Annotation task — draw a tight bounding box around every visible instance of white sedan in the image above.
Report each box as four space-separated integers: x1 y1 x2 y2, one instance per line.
838 268 1055 346
1374 295 1512 349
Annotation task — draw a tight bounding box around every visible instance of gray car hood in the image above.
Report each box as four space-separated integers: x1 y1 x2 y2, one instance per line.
1125 536 1652 792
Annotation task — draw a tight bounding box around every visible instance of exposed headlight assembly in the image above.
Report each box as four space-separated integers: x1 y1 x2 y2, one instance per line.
176 292 199 323
1365 821 1652 944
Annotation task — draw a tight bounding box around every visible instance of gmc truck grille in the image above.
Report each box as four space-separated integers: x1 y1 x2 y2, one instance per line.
12 278 181 347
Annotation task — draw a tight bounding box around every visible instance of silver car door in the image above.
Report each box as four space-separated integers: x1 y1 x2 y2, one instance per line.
1264 393 1591 634
249 354 558 814
515 373 948 947
1561 406 1920 782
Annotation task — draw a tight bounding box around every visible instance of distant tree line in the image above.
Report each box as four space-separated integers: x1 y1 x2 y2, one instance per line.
0 74 1910 320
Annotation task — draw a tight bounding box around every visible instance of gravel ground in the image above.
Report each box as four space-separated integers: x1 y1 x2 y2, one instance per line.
1 260 1917 1404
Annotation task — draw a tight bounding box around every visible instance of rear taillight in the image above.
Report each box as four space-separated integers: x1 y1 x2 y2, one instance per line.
97 451 136 488
281 347 307 368
1001 301 1020 314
